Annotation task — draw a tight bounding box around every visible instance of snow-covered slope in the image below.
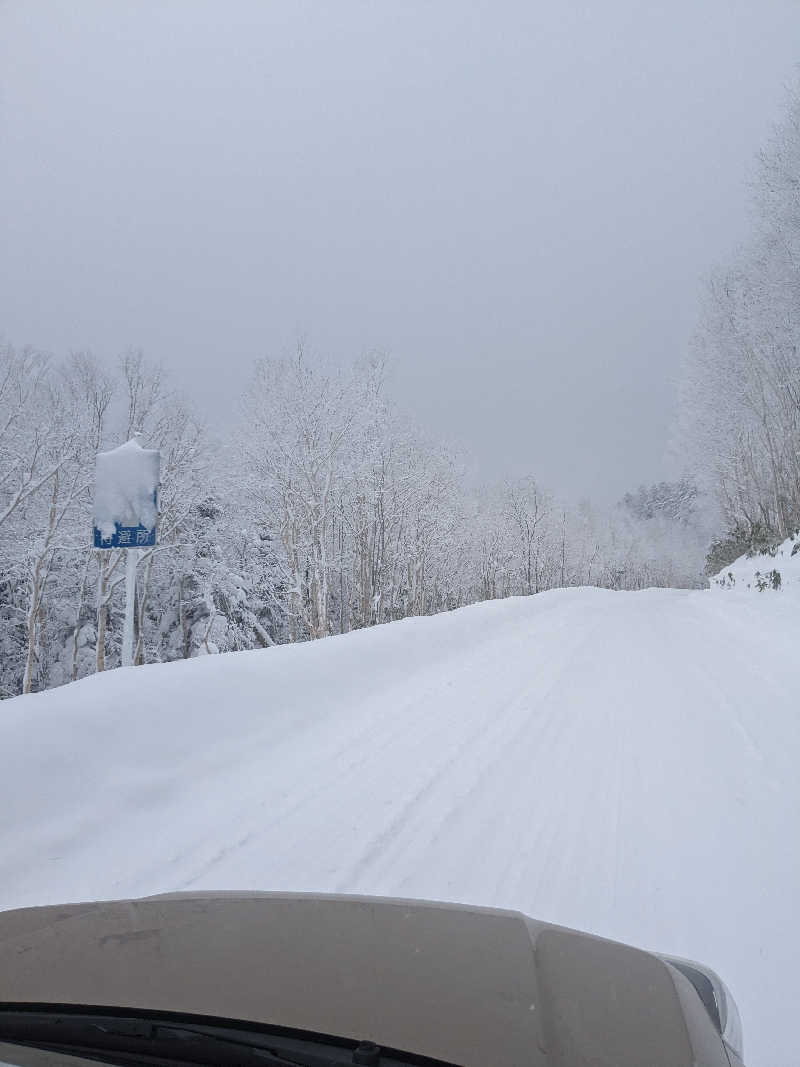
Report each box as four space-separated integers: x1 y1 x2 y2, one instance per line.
711 533 800 595
3 587 799 1065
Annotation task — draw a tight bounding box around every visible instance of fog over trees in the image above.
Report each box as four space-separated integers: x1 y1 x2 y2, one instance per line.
4 79 799 700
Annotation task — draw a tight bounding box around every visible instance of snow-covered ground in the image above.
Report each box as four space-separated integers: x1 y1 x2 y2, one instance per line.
2 583 799 1065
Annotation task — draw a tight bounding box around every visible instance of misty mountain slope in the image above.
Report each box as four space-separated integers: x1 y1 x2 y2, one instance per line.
2 586 799 1066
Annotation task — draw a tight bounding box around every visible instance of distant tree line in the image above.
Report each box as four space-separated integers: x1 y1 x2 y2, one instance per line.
0 343 710 698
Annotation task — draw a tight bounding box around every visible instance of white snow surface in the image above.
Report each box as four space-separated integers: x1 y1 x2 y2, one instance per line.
711 534 800 596
3 586 799 1065
94 438 160 539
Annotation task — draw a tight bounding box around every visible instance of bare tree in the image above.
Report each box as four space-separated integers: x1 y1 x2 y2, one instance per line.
507 477 552 595
677 81 800 548
241 348 357 640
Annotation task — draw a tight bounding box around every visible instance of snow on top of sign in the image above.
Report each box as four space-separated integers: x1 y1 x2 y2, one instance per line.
94 438 160 540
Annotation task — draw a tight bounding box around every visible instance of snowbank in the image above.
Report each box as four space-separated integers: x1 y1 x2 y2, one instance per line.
1 587 799 1065
711 534 800 596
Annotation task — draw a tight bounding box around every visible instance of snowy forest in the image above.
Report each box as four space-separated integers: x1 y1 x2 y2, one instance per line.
2 83 799 700
0 344 709 698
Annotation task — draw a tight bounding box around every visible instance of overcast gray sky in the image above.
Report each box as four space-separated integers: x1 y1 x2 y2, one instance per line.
2 1 799 499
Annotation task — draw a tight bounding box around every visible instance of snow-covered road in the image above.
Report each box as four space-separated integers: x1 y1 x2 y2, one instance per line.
3 587 798 1064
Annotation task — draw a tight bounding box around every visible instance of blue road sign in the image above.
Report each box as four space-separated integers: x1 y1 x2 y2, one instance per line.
93 519 156 549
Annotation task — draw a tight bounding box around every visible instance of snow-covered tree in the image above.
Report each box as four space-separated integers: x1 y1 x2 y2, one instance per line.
240 348 359 640
677 81 800 547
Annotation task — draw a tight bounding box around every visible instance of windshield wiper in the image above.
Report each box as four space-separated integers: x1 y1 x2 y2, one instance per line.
0 1010 443 1067
120 1021 384 1066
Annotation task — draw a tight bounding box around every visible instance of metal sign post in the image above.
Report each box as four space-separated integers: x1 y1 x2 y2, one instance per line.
93 438 160 668
122 546 139 667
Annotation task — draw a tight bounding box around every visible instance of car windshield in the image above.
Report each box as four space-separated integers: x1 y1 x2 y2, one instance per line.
1 1045 104 1067
0 1009 455 1067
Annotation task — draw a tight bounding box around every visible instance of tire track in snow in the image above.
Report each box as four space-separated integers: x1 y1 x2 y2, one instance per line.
173 610 586 892
333 612 610 901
